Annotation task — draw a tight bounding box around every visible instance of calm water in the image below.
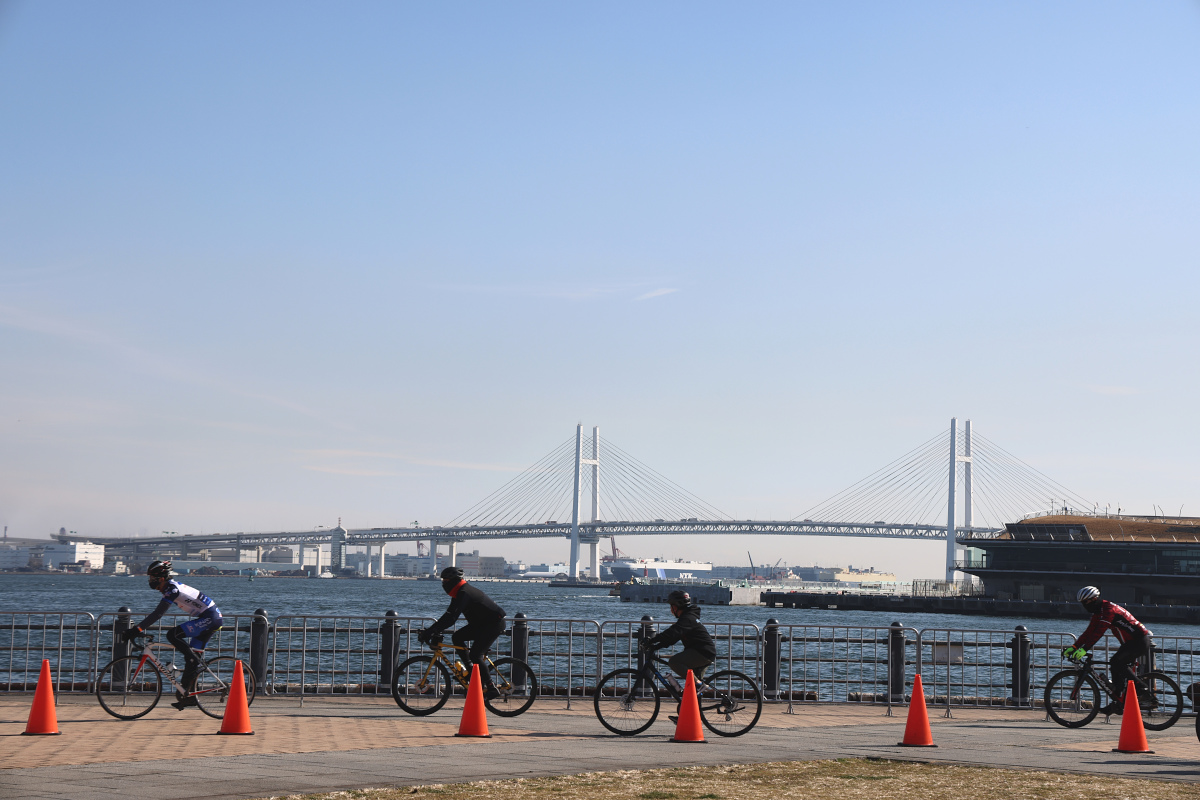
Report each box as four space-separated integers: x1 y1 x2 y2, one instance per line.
3 573 1200 638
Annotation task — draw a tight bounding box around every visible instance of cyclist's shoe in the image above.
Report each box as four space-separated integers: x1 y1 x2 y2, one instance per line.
171 696 199 710
1139 696 1159 710
668 715 679 724
483 686 500 701
1101 700 1122 715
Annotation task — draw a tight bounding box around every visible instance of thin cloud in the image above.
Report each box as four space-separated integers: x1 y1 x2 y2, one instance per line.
303 465 414 478
1087 385 1139 396
0 303 338 426
300 448 522 472
634 288 679 301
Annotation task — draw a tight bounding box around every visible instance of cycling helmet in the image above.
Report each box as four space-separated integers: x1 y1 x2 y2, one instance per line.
667 590 691 608
146 560 172 589
1077 586 1101 604
440 566 465 593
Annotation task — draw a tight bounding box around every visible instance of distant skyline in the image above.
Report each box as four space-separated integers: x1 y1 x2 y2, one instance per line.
3 3 1200 580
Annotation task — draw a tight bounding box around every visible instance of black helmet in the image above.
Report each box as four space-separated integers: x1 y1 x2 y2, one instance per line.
146 560 172 589
440 566 465 593
667 590 691 608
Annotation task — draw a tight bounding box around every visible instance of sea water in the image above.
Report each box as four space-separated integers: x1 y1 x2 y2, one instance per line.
4 573 1199 637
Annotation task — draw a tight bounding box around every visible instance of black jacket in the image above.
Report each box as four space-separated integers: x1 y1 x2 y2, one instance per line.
428 582 506 636
648 606 716 659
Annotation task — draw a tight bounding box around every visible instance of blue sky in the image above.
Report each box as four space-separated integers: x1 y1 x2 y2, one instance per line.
2 2 1199 578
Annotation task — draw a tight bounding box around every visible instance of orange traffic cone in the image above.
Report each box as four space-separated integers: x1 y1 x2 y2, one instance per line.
1112 679 1154 754
23 659 61 736
217 660 254 735
455 663 491 738
897 673 936 747
670 670 706 743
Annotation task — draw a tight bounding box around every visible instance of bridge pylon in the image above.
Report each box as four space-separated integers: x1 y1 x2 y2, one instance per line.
569 424 601 580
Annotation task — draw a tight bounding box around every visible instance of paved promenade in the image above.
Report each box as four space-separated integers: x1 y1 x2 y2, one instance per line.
3 695 1198 800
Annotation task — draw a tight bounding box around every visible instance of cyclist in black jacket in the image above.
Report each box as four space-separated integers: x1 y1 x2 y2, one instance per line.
645 590 716 681
419 567 507 695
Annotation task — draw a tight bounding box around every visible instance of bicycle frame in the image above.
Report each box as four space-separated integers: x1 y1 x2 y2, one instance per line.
130 640 222 699
424 642 499 690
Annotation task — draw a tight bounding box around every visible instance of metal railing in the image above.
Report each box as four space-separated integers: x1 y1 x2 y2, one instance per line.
1 612 97 692
269 613 432 701
3 609 1198 716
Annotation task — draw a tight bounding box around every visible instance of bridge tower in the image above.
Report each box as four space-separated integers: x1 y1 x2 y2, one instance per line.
568 424 601 581
946 418 973 583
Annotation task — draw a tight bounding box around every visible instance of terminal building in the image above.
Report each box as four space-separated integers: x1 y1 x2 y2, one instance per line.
958 514 1200 605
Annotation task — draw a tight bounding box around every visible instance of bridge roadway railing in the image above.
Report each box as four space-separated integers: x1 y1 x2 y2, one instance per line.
3 610 1198 712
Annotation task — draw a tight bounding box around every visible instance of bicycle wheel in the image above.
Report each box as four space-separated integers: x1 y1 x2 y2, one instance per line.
593 668 660 736
485 657 538 717
193 657 258 720
1140 671 1184 731
698 670 762 737
392 655 452 715
1043 669 1101 728
96 655 163 720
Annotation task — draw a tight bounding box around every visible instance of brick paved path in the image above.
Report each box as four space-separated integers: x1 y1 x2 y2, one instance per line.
2 695 1197 800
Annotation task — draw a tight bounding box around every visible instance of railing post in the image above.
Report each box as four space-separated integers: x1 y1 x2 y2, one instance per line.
763 618 781 700
512 613 529 689
887 621 906 703
1009 625 1031 706
637 615 654 677
379 610 400 691
112 606 133 682
250 608 270 689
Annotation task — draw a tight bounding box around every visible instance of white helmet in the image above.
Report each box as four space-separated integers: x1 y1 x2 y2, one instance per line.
1076 586 1100 604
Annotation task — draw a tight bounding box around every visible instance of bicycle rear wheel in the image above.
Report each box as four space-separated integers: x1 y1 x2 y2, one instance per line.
1140 671 1183 731
1043 669 1101 728
698 670 762 737
194 657 258 720
485 657 538 717
593 668 660 735
392 655 452 715
96 655 163 720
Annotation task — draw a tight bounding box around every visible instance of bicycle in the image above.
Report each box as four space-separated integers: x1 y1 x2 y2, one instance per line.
1044 650 1183 731
95 632 257 720
593 650 762 737
391 630 537 718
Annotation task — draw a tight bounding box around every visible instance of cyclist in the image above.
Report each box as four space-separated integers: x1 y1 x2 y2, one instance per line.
418 566 507 697
1062 585 1154 714
121 560 224 710
642 590 716 722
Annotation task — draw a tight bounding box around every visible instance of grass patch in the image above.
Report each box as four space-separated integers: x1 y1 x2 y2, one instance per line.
259 759 1200 800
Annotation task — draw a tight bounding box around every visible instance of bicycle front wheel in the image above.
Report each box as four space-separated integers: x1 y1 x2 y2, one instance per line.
1044 669 1101 728
194 657 258 720
1141 671 1183 731
594 668 660 736
699 670 762 737
392 655 452 716
485 657 538 717
96 655 163 720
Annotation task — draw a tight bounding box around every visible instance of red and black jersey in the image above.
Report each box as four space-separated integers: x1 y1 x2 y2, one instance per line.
1073 600 1152 650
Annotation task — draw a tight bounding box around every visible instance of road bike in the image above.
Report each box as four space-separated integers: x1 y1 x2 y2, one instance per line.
95 632 257 720
593 650 762 737
1044 650 1183 731
391 630 537 717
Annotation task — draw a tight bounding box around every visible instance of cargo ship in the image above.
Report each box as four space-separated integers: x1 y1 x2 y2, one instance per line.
605 557 713 582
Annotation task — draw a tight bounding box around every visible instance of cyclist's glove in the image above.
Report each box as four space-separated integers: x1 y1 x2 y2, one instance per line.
638 640 655 653
1061 646 1084 661
121 627 143 642
416 629 430 645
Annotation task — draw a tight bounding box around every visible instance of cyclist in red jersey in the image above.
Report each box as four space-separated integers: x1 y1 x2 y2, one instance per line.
1063 585 1153 714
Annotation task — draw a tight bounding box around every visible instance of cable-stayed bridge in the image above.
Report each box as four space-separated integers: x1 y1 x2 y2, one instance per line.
78 418 1095 581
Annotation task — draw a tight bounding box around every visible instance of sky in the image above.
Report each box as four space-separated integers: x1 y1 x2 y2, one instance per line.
2 2 1200 580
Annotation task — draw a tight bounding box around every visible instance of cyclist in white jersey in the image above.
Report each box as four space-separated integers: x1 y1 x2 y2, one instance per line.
122 560 224 709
